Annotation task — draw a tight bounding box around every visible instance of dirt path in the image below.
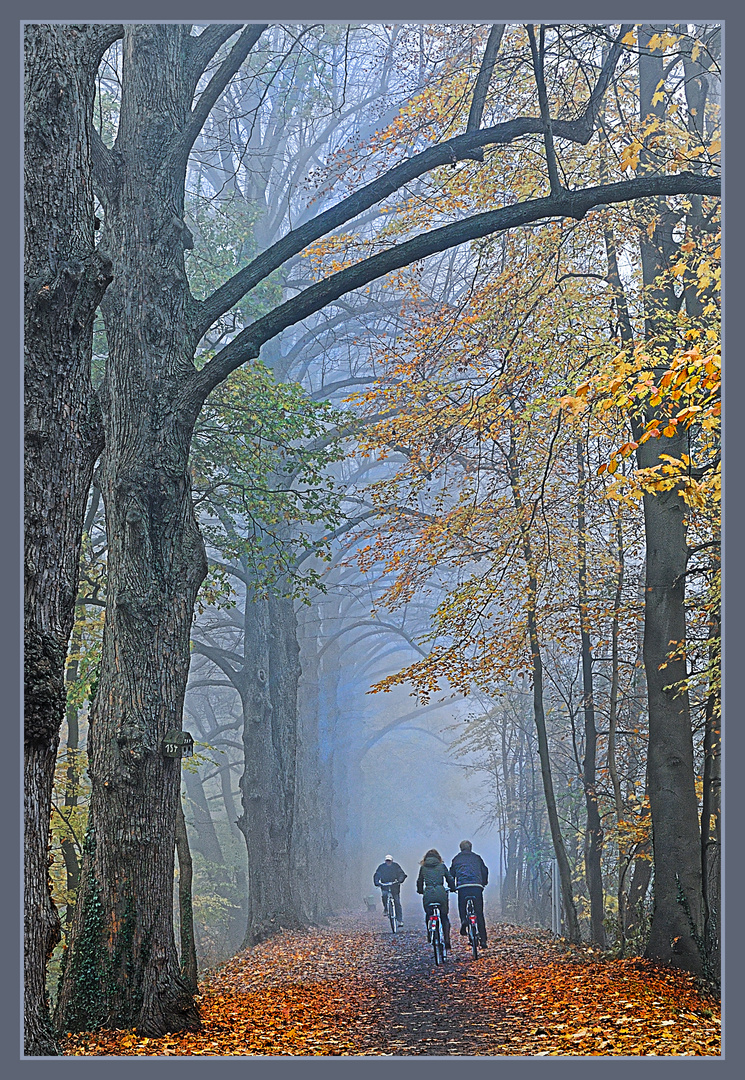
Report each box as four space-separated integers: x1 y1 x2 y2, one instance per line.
337 914 525 1055
63 912 721 1057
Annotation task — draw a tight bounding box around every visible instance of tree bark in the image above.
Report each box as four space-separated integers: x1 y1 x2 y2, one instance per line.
24 23 119 1055
60 649 82 931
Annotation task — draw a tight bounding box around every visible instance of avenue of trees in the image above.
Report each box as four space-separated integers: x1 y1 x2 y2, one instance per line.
25 21 719 1056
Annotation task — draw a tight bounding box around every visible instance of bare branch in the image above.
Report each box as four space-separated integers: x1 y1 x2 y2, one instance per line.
527 23 562 195
187 24 244 86
466 24 505 135
169 24 267 170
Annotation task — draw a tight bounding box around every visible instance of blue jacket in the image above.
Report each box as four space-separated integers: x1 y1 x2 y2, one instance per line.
373 861 406 887
449 850 488 889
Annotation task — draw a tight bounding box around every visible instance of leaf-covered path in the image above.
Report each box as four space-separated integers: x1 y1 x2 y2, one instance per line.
62 913 721 1057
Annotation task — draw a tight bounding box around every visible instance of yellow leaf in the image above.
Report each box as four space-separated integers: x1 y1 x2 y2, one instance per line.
620 141 641 171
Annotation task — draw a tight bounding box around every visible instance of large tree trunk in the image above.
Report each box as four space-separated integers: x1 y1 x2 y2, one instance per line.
24 23 118 1055
56 25 206 1035
238 591 303 946
635 27 704 974
637 461 702 971
294 603 337 923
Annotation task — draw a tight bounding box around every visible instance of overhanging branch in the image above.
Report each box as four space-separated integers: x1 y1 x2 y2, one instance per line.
180 170 719 418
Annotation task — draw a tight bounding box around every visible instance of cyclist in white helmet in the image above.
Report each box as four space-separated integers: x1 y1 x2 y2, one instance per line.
373 854 407 924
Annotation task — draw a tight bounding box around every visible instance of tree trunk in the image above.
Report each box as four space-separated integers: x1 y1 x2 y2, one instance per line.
507 434 581 942
175 798 198 995
624 775 653 951
238 591 303 946
182 767 225 867
637 470 702 970
576 439 606 946
635 27 704 973
500 719 519 920
294 603 336 922
24 23 118 1055
700 622 721 980
56 25 206 1034
61 651 82 930
607 507 629 952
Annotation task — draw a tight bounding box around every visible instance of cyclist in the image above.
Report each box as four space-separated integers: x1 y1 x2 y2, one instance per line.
449 839 489 949
373 855 407 924
416 848 455 951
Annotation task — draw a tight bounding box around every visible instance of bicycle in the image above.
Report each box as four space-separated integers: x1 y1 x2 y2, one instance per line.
427 903 446 965
380 885 398 933
465 896 479 959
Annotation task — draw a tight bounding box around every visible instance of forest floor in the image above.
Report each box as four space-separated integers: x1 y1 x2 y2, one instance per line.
62 912 721 1058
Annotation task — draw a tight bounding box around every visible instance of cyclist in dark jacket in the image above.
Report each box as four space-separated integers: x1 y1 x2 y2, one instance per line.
449 839 489 948
373 855 407 923
416 848 456 950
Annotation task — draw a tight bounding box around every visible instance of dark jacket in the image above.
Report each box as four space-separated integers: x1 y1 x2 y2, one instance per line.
373 861 406 887
449 849 489 889
416 854 456 908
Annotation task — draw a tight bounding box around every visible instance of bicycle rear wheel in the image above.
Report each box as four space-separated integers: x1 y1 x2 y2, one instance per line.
432 921 444 965
469 922 479 959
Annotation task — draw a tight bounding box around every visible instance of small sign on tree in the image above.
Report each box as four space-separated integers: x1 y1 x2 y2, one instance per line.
161 729 194 758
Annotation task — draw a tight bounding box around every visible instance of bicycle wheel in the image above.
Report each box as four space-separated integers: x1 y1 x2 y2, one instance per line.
432 921 443 965
388 896 397 933
469 921 479 959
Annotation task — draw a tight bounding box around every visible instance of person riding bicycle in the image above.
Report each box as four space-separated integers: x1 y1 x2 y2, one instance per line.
416 848 455 951
449 839 489 949
373 855 407 924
